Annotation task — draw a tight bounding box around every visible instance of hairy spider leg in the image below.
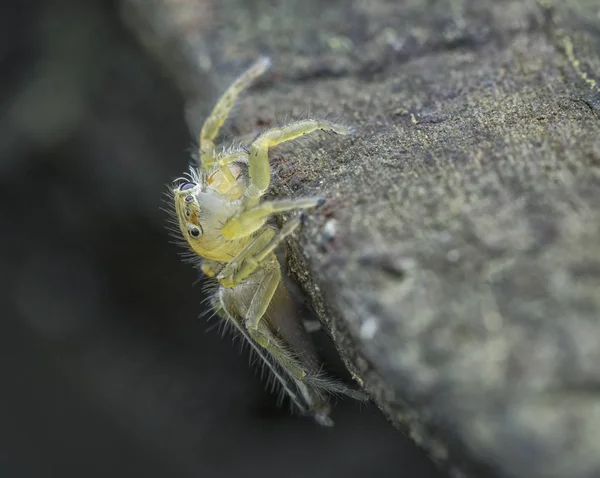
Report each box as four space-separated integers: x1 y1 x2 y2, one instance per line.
217 217 304 352
238 256 284 345
216 151 247 168
215 219 311 378
217 216 302 290
216 286 324 405
221 197 322 240
218 283 338 425
199 56 271 182
244 119 353 206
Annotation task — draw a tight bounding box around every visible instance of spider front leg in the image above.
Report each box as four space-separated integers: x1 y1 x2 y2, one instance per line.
221 197 323 240
199 56 271 179
244 119 354 206
217 215 303 289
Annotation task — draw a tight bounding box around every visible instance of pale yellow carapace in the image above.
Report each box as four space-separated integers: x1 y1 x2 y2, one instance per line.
169 57 365 425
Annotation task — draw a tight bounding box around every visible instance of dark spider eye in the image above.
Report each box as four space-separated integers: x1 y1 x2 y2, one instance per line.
189 227 201 238
184 195 193 202
179 182 196 191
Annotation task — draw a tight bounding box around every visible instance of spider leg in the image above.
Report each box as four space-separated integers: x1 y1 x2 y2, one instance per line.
217 253 305 376
244 119 353 206
221 197 322 240
199 56 271 175
216 151 247 167
243 256 281 332
217 284 333 423
217 216 302 288
217 228 276 288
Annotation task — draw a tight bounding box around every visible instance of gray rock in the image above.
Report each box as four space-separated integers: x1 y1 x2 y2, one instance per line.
122 0 600 476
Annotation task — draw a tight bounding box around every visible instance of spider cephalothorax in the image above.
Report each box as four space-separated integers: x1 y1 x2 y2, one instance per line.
169 57 363 425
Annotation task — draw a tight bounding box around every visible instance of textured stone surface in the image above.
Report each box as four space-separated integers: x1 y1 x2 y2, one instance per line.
123 0 600 477
1 1 442 477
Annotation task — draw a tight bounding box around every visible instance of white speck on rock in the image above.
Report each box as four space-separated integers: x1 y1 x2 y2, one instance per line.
322 218 338 240
447 249 461 262
360 317 378 340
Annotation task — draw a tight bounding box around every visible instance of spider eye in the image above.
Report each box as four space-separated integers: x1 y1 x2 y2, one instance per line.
189 227 201 238
179 182 196 191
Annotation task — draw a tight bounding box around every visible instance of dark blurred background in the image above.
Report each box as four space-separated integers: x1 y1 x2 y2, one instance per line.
0 1 445 476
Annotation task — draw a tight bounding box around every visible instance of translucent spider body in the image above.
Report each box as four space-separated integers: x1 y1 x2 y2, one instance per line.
170 57 363 425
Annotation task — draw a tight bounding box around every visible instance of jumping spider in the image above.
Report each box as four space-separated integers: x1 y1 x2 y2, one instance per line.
169 57 364 425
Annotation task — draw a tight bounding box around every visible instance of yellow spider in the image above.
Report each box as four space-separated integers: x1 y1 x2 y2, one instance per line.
169 57 363 425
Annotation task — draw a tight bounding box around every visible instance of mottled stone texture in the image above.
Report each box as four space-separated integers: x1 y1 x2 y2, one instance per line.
123 1 600 477
1 2 444 477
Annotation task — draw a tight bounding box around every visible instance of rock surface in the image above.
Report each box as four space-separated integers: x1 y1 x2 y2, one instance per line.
122 1 600 477
1 1 443 477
